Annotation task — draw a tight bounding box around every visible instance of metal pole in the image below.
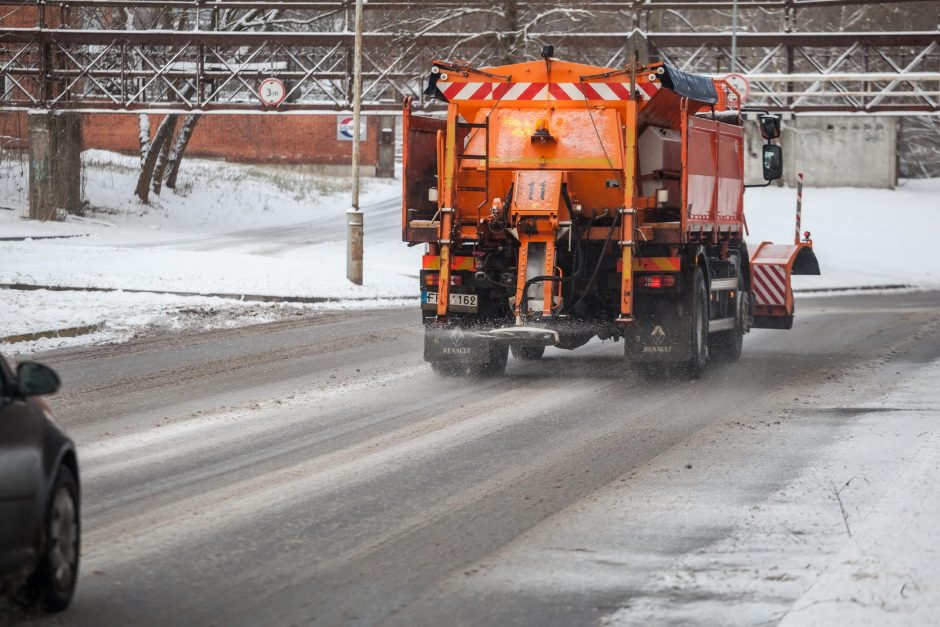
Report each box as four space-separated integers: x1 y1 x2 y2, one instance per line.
730 0 738 74
347 0 364 285
794 171 803 245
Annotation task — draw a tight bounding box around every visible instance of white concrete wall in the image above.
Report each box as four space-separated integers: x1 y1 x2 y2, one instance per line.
744 116 897 189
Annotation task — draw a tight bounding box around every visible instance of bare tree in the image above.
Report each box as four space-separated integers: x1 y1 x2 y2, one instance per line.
137 113 151 166
164 115 200 190
131 7 293 201
135 114 179 202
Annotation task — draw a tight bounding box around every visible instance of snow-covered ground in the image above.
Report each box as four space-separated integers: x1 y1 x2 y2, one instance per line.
2 149 939 355
744 178 940 290
1 150 420 355
601 358 940 626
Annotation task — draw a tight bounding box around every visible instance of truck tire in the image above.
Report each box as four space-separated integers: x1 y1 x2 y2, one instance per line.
17 466 80 613
511 345 545 360
685 268 709 378
711 265 745 362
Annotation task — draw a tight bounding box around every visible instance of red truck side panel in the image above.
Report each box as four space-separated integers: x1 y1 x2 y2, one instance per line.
683 115 745 236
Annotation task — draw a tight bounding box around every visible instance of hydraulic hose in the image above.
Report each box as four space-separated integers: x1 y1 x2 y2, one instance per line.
568 213 620 312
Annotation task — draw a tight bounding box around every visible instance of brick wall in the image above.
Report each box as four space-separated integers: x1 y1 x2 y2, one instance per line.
1 111 379 166
0 111 28 150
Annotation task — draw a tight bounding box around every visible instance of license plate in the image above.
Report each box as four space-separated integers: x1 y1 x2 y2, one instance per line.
422 292 478 310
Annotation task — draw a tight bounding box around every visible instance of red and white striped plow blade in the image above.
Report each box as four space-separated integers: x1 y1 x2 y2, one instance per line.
752 264 788 306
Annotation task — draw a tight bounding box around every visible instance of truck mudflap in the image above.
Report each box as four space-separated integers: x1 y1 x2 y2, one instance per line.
750 241 820 329
425 325 560 364
424 326 498 364
624 302 694 362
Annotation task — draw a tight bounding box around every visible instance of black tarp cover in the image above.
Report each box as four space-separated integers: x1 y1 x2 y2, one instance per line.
659 65 718 105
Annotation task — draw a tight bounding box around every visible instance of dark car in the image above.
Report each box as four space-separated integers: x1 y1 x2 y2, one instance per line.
0 355 79 612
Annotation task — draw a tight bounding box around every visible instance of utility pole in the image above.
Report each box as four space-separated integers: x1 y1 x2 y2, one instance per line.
730 0 738 73
346 0 364 285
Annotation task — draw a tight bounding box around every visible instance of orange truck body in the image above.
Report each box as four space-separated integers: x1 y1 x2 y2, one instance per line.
402 55 819 375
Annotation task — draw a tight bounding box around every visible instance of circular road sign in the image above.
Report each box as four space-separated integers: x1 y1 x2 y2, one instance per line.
258 78 287 107
337 115 367 141
723 73 750 103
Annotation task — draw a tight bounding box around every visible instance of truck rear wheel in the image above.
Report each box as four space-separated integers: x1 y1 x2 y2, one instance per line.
685 268 709 378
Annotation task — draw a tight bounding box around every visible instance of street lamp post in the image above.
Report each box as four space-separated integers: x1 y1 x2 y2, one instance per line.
731 0 738 74
347 0 364 285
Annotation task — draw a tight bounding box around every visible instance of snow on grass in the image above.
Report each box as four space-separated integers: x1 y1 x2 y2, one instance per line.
745 178 940 290
79 149 359 230
1 151 419 298
1 150 419 355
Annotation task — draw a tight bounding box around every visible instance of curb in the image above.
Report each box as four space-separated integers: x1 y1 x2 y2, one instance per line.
0 234 89 242
0 324 101 345
794 284 915 294
0 283 417 305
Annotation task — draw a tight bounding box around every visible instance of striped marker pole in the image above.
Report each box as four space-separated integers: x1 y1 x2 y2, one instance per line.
795 172 804 245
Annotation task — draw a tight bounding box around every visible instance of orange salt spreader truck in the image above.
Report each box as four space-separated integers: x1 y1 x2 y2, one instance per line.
402 48 820 376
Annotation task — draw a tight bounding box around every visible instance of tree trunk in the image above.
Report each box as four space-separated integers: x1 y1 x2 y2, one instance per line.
164 114 200 189
151 116 178 196
138 113 151 166
135 114 178 202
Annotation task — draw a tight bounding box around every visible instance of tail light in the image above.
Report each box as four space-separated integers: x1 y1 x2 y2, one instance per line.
423 272 462 287
641 274 677 289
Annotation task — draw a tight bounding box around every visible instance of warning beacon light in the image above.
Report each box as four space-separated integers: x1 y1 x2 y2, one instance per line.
531 118 556 144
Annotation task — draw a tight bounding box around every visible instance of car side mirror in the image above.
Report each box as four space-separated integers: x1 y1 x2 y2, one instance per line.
762 144 783 181
758 115 781 140
16 362 61 396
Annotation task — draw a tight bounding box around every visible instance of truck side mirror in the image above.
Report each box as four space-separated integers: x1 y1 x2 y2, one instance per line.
762 144 783 181
759 115 781 140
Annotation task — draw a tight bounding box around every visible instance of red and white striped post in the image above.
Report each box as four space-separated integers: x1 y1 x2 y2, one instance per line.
794 172 804 245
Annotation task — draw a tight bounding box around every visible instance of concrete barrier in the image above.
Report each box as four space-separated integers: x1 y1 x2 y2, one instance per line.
745 115 897 189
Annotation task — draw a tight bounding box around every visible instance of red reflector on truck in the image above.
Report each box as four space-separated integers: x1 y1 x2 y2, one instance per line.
422 255 475 271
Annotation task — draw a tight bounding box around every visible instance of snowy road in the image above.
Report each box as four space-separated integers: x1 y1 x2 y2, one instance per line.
5 290 940 626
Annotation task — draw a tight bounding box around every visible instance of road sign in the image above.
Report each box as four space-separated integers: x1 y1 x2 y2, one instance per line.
724 73 750 103
258 78 287 107
337 115 367 141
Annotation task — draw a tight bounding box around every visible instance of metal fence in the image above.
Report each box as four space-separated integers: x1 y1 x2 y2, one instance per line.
1 0 938 113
